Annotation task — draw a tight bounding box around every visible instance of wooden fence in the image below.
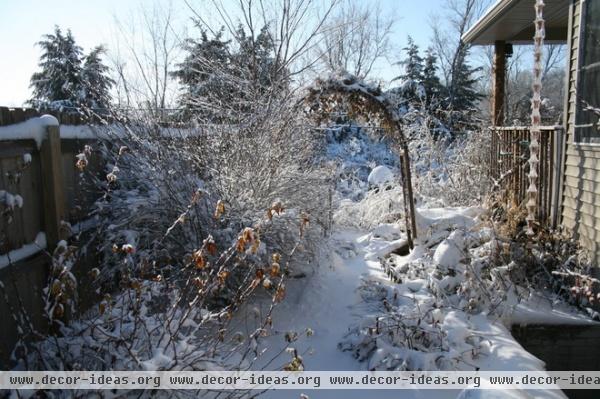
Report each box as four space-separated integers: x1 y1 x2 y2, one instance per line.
0 106 92 127
0 106 192 128
0 110 103 367
0 123 101 252
490 125 564 227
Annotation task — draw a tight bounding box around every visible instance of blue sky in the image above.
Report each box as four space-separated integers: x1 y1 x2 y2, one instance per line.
0 0 450 106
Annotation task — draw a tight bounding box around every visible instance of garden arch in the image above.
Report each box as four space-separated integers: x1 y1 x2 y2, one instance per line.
304 74 417 248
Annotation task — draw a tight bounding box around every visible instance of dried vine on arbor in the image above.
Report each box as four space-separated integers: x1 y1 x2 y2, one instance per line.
304 74 417 247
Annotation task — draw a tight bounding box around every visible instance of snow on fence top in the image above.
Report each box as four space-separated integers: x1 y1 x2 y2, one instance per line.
0 106 88 127
0 115 59 148
0 106 201 129
0 113 203 148
0 114 112 148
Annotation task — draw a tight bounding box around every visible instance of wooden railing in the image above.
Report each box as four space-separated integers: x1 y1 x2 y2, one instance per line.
490 125 564 227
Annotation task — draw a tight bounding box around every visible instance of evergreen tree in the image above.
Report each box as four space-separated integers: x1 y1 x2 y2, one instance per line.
422 47 443 105
30 26 113 109
81 46 115 109
392 36 425 103
394 36 424 84
234 24 285 91
30 26 83 105
447 47 482 111
173 24 285 121
171 27 232 118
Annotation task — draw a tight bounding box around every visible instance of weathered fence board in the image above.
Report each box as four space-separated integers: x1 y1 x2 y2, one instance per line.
40 125 66 248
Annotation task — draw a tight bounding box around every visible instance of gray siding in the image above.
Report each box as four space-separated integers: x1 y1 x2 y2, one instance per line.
561 0 600 265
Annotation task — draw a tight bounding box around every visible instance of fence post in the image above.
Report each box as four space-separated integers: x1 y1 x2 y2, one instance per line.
40 123 65 249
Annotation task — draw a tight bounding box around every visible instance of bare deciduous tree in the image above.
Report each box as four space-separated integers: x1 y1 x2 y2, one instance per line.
430 0 492 98
110 1 184 116
317 0 395 80
478 43 566 124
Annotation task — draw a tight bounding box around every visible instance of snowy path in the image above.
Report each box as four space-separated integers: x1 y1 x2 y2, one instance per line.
250 229 443 398
241 208 572 399
254 230 382 372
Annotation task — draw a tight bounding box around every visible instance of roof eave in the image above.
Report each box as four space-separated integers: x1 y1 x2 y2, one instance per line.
462 0 520 44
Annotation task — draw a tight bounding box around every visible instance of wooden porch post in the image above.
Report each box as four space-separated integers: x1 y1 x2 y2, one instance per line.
492 40 506 126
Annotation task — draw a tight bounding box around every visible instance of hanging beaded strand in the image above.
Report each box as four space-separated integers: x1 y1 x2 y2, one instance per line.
526 0 545 236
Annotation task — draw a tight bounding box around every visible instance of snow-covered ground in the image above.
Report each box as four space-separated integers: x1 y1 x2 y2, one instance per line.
6 115 594 399
245 206 586 398
230 125 597 398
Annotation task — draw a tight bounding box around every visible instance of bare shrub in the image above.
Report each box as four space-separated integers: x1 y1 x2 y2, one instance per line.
11 115 321 384
10 0 338 379
408 114 491 207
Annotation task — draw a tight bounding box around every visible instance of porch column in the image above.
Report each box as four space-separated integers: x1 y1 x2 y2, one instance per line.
492 40 506 126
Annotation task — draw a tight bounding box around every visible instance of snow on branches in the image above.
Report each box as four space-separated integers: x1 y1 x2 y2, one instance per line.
305 72 417 247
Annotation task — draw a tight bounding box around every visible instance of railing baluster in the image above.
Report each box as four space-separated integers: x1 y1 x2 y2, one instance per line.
489 126 561 229
549 128 555 227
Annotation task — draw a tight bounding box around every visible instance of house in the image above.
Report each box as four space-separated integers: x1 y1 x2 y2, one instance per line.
463 0 600 265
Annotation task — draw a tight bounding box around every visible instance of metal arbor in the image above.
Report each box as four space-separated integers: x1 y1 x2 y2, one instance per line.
304 74 417 248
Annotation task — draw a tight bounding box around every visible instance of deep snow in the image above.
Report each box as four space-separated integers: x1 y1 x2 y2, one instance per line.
232 123 592 398
241 206 589 398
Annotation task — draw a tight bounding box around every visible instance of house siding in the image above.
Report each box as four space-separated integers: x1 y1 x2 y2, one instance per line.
561 0 600 265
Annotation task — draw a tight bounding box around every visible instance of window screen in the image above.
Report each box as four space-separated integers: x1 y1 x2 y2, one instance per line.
575 0 600 143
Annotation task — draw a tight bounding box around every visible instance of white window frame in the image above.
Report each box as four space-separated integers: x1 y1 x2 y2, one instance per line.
574 0 600 145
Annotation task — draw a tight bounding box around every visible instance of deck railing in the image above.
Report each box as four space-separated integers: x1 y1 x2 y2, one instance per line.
490 125 564 227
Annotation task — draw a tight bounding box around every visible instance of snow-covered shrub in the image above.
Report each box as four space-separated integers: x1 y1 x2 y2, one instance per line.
74 101 331 286
340 203 599 373
340 280 492 371
14 220 292 380
340 223 505 371
340 226 507 371
334 185 405 230
10 121 311 376
409 118 491 207
12 92 330 379
192 99 334 266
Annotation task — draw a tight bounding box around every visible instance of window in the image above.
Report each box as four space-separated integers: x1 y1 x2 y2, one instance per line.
575 0 600 143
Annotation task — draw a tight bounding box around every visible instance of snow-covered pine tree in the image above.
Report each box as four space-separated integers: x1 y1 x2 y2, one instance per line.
81 46 114 110
171 27 232 120
447 47 482 111
29 26 84 107
393 36 425 102
173 23 285 122
234 24 285 92
422 47 443 106
395 36 424 84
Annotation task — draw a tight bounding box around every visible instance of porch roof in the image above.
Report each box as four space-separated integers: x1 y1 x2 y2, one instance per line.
462 0 569 45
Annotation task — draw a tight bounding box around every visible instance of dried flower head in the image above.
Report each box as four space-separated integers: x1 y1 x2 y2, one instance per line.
121 244 135 254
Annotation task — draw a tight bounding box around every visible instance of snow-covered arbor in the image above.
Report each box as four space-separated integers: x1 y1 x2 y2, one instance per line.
304 73 417 248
